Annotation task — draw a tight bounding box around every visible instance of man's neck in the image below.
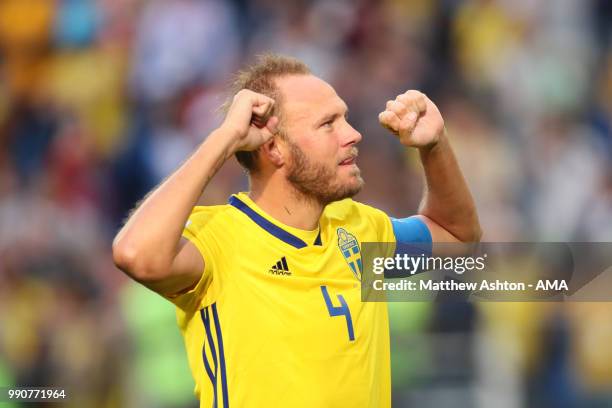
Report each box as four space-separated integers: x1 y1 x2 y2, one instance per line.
249 178 324 231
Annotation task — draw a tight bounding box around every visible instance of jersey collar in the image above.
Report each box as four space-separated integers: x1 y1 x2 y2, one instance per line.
228 193 322 249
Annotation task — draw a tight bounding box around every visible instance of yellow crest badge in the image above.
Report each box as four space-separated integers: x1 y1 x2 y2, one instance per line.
337 228 362 280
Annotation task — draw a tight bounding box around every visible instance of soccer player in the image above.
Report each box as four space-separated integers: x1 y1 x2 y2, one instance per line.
113 55 480 407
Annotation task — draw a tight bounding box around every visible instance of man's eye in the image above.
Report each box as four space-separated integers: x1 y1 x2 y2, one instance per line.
322 120 333 128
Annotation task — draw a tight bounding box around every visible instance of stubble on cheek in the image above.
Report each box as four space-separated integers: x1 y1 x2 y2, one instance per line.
286 142 363 204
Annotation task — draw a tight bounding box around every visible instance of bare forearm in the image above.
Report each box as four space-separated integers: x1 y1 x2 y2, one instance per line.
113 128 235 273
418 133 481 242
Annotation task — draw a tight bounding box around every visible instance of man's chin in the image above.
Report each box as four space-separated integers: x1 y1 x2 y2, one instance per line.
348 170 364 192
349 178 364 196
331 176 364 202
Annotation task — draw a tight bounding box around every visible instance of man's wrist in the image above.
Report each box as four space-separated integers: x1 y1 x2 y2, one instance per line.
204 127 243 161
416 132 448 166
417 129 447 154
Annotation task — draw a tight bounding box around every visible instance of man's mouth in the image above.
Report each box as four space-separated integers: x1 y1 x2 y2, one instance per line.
339 156 357 166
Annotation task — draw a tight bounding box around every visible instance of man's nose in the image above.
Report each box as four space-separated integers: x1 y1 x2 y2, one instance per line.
343 123 362 146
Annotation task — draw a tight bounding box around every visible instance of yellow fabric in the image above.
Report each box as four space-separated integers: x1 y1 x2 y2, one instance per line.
169 192 396 407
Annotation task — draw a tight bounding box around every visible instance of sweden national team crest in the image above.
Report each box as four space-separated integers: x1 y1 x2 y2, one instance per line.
337 228 362 281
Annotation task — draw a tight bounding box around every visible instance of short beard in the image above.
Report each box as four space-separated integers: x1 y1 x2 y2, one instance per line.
286 140 363 205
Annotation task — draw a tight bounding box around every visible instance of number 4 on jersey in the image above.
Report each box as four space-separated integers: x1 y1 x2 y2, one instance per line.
320 286 355 341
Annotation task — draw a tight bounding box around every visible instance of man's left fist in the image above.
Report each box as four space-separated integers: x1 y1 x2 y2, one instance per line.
378 90 445 148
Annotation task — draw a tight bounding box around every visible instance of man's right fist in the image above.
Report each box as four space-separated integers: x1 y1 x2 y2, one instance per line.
221 89 279 152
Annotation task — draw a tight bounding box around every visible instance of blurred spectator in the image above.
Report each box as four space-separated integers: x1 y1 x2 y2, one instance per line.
130 0 240 102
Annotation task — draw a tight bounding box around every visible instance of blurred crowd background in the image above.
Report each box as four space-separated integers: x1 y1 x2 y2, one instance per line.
0 0 611 407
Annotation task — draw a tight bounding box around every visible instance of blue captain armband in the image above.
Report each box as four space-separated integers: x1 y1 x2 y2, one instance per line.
391 216 432 244
388 216 433 278
391 216 433 256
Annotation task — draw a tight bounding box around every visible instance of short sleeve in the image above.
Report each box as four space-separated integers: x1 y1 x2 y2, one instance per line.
165 206 230 311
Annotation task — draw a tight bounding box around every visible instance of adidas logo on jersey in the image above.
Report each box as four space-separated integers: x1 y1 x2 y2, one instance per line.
269 257 291 276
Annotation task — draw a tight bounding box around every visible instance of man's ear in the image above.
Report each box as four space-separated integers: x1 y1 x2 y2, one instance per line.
260 136 285 168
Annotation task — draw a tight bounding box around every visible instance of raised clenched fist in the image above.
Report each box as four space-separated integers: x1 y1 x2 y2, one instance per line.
378 90 445 148
221 89 279 153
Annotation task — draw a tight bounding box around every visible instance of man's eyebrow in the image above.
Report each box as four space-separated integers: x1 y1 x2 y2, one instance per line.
317 106 349 124
318 112 340 124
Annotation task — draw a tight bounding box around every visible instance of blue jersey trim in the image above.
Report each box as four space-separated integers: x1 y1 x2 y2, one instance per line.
314 231 322 246
200 308 218 408
212 304 229 408
229 195 309 249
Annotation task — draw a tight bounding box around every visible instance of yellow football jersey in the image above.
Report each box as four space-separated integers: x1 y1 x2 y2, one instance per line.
169 192 396 408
